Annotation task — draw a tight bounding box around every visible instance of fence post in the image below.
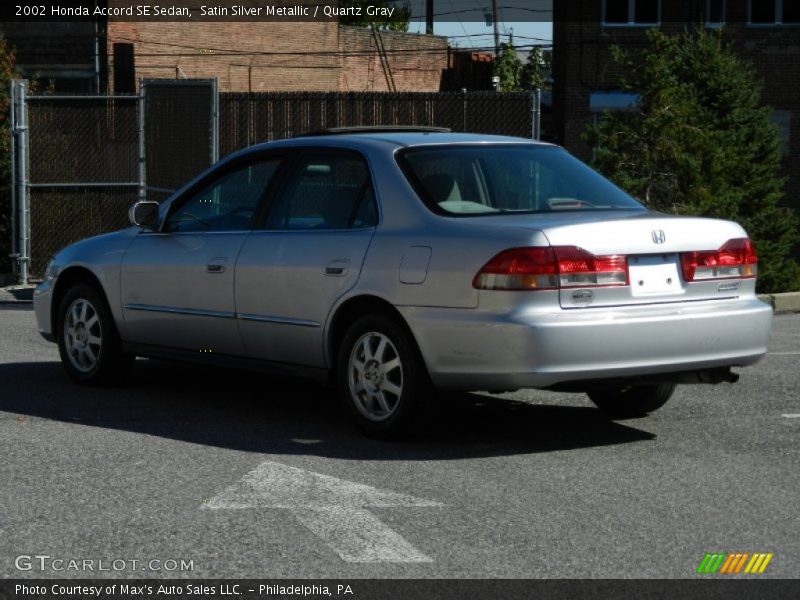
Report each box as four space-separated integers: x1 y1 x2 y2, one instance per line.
138 78 146 201
461 88 467 132
9 80 17 280
10 80 30 285
532 88 542 141
210 77 219 163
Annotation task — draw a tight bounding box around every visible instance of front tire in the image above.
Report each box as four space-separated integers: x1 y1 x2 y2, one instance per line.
336 314 433 438
588 383 676 418
56 283 133 385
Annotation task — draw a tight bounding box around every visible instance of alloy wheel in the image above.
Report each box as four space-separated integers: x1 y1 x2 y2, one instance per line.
63 298 103 373
348 331 404 421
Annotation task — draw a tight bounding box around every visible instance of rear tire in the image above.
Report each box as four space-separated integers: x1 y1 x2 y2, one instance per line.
56 283 134 385
588 383 676 418
336 314 434 438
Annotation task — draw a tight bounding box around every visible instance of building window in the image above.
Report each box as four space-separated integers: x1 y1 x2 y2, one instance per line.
749 0 800 24
706 0 725 25
771 111 792 157
603 0 660 25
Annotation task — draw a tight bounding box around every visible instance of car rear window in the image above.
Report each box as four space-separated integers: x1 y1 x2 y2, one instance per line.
398 144 645 216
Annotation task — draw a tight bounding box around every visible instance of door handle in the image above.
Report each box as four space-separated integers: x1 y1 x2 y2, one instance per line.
325 259 350 276
207 258 228 273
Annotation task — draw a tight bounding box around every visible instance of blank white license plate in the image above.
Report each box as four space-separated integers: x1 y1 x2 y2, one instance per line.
628 254 683 296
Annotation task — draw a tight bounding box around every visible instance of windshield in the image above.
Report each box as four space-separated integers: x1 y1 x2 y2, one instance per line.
398 144 645 216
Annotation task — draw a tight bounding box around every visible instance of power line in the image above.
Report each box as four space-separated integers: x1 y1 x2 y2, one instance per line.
446 0 473 43
431 5 551 17
108 35 552 58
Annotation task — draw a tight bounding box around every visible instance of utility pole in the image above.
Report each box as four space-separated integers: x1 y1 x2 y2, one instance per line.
492 0 499 57
426 0 433 34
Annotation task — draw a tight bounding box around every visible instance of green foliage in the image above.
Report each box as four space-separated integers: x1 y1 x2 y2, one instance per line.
494 43 523 91
495 45 551 92
0 33 20 275
338 0 411 32
585 27 800 293
520 47 551 91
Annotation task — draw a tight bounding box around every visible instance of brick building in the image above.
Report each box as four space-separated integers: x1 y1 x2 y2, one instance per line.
441 49 494 91
553 0 800 212
1 20 448 94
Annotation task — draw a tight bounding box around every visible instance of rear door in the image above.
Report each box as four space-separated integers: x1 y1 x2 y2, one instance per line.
235 149 378 367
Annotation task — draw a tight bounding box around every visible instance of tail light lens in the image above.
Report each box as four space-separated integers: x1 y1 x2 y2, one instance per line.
680 238 757 282
472 247 559 290
473 246 628 291
555 246 628 288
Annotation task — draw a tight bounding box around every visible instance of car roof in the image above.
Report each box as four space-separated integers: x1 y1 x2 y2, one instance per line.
240 131 553 153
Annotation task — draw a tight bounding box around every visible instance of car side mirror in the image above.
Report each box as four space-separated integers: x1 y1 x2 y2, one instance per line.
129 201 160 230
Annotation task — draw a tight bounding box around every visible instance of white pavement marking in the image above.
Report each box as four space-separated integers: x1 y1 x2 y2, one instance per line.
769 352 800 355
782 414 800 418
202 461 441 563
290 507 433 563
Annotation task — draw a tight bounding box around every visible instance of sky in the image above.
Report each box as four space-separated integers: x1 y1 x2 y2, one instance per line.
408 20 553 50
404 0 553 50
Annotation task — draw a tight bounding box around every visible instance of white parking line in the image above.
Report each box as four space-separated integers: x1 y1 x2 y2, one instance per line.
769 352 800 355
202 461 441 563
782 414 800 418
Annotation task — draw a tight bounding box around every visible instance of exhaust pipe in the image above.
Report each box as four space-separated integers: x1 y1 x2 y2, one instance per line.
693 367 739 384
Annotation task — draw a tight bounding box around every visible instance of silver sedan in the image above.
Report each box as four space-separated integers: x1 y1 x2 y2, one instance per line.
34 129 773 437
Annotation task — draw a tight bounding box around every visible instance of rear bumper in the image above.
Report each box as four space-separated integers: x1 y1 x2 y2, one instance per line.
399 297 773 390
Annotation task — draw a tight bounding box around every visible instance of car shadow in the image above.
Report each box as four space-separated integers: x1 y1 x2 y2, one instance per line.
0 359 655 460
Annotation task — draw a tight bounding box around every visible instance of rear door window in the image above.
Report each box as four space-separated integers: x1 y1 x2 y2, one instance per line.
265 152 377 230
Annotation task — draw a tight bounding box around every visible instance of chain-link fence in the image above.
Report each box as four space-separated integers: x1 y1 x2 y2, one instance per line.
10 84 548 281
220 91 541 156
25 94 140 277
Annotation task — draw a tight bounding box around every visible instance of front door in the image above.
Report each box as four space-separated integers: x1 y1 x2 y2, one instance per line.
121 156 282 354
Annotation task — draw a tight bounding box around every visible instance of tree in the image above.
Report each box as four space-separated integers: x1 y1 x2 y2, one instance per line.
520 46 551 91
584 27 800 293
494 43 523 92
338 0 411 32
0 34 21 276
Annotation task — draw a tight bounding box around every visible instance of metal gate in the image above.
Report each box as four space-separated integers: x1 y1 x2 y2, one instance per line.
8 78 218 283
141 79 218 204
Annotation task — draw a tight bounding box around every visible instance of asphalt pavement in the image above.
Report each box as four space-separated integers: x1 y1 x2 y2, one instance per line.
0 305 798 579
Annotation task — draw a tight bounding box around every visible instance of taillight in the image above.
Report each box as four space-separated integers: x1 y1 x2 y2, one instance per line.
555 246 628 288
680 238 757 282
473 246 628 291
472 247 559 290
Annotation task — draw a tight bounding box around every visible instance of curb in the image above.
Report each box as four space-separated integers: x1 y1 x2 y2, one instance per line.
0 285 35 305
758 292 800 314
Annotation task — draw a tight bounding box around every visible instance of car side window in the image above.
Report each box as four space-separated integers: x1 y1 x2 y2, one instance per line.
165 159 280 233
265 153 378 230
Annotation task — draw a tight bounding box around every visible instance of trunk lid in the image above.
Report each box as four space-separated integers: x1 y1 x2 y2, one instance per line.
467 210 750 308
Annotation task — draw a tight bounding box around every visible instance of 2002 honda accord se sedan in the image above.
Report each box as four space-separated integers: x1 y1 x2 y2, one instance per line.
34 128 773 436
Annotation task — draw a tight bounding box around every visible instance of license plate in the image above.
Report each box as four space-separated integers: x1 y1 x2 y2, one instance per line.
628 254 683 296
